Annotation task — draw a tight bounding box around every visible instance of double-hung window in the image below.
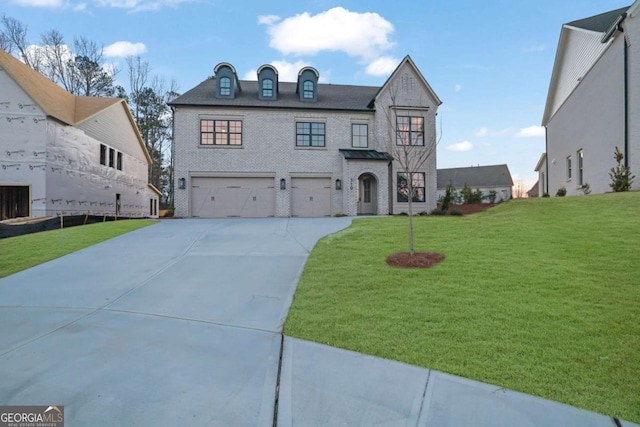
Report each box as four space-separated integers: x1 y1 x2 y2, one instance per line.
352 124 368 148
200 119 243 146
262 79 273 97
397 172 426 202
396 116 424 146
219 77 231 96
296 122 325 147
303 81 314 99
566 156 572 180
577 150 583 186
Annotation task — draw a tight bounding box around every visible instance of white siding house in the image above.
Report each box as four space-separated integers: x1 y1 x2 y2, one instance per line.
540 3 640 196
0 48 160 220
170 56 441 218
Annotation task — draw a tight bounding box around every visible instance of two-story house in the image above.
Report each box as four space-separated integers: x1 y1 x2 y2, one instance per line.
539 2 640 196
170 55 441 218
0 48 160 220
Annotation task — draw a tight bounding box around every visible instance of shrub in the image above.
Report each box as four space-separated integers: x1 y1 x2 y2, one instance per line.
488 190 497 204
334 212 347 217
449 209 464 216
579 183 591 195
418 211 430 216
556 187 567 197
542 193 550 198
430 208 447 216
609 147 635 192
441 184 455 212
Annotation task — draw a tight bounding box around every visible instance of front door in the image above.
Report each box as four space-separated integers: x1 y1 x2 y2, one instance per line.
357 175 376 215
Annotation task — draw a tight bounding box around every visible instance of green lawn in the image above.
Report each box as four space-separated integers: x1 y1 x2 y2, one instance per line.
0 220 156 279
285 192 640 422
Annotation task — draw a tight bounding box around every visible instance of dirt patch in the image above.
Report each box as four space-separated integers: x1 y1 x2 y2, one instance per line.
386 252 445 269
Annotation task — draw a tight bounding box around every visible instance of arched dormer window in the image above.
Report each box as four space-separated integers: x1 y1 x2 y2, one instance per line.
297 66 319 102
303 80 314 99
262 78 273 97
219 77 231 96
213 62 240 99
257 64 278 100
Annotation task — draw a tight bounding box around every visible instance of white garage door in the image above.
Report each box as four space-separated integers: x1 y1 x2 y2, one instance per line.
191 177 275 218
291 177 331 217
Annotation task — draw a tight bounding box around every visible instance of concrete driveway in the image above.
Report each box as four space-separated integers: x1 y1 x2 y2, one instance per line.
1 218 636 426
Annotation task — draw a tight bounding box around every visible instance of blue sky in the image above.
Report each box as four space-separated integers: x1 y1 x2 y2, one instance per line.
1 0 631 191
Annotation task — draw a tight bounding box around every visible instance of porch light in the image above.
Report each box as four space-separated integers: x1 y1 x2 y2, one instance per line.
280 178 286 190
178 177 186 189
335 179 342 190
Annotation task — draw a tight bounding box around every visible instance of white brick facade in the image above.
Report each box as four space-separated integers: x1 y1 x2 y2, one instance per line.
172 56 441 217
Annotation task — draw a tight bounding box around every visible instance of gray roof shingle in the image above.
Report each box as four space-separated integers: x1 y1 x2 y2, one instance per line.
566 6 629 32
437 164 513 189
169 79 379 112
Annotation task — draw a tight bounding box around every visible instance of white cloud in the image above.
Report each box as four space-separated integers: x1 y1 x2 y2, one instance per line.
104 41 147 57
92 0 190 12
446 141 473 152
10 0 62 6
515 125 545 138
263 7 394 61
258 15 280 25
454 84 462 93
73 2 87 10
365 56 399 77
473 127 512 138
242 60 309 82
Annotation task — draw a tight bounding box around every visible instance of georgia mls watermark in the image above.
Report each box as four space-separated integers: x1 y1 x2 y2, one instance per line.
0 406 64 427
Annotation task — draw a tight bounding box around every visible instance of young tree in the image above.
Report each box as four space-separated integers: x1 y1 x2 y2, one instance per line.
609 146 635 192
384 84 440 255
0 15 42 71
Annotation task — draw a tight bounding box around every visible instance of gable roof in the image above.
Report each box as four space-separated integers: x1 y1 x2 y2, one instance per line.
0 48 152 164
437 164 513 189
373 55 442 107
170 79 379 111
566 7 629 32
542 6 630 125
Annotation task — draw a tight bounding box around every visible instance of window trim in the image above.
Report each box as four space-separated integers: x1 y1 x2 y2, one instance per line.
100 144 107 166
262 78 273 98
566 155 572 181
397 172 426 203
302 80 314 99
577 149 583 186
219 77 231 96
396 116 425 146
116 152 123 171
296 121 326 147
351 123 368 148
200 119 243 146
109 148 115 168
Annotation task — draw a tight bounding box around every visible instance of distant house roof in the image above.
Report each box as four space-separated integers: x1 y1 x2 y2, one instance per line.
339 149 392 161
0 48 152 164
169 79 379 112
437 164 513 189
566 7 629 32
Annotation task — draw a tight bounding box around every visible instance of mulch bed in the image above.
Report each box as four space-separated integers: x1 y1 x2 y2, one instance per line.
386 252 445 269
445 203 496 215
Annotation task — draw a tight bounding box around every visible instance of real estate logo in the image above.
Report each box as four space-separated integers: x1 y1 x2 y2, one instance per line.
0 405 64 427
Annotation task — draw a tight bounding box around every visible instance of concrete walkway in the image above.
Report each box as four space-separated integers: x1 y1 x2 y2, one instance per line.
0 219 636 426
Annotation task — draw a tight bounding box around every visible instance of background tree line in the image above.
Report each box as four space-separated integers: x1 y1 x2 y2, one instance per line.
1 15 178 208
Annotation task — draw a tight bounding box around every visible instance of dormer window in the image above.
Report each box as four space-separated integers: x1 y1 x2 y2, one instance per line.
296 67 319 102
219 77 231 96
213 62 241 99
303 81 314 99
262 79 273 97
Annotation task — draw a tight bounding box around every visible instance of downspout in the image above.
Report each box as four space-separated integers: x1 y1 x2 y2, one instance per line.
545 127 549 195
602 13 629 166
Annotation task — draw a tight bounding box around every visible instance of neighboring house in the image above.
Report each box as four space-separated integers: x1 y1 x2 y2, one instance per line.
540 2 640 196
0 49 160 220
169 55 441 218
436 164 513 203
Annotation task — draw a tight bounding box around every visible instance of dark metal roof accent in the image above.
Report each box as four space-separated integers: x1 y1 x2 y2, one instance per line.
566 6 629 32
339 149 393 161
437 164 514 189
169 79 379 112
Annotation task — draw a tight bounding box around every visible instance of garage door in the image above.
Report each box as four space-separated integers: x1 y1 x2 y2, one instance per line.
191 177 275 218
291 177 331 217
